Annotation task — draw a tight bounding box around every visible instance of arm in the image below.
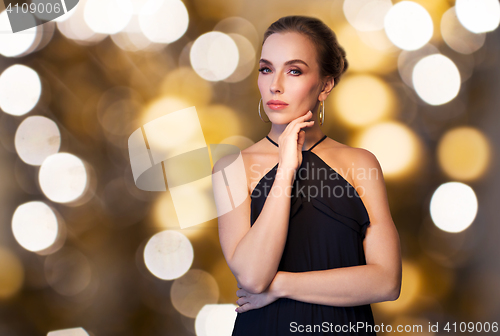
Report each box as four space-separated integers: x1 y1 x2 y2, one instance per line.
236 148 401 312
213 153 295 294
271 148 402 305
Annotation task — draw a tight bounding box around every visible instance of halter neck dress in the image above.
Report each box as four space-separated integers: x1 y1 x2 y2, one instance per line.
231 135 377 336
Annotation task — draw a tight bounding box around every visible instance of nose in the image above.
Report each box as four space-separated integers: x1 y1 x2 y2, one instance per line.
269 73 283 94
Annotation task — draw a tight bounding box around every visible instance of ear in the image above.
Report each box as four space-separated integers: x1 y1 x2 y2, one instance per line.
319 76 335 101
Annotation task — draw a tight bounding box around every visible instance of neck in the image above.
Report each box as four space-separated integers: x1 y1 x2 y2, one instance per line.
268 122 325 151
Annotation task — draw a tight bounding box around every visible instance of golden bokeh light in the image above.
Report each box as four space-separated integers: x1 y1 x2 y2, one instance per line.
195 304 238 336
0 11 37 57
197 104 241 145
39 153 89 203
441 7 486 54
84 0 133 35
384 1 433 50
11 201 59 252
412 54 461 105
143 230 194 280
0 247 24 300
223 34 256 83
171 269 220 318
190 32 240 82
356 28 400 52
210 257 239 304
456 0 500 33
138 0 189 44
353 121 421 179
430 182 478 233
56 0 107 44
158 67 214 108
213 16 260 51
437 127 491 180
15 116 61 166
110 15 154 52
397 44 440 90
396 0 451 43
140 96 192 126
0 64 41 116
332 74 396 128
337 23 397 74
169 176 218 229
343 0 392 32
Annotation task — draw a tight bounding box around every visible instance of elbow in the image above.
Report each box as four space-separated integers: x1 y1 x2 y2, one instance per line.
238 276 267 294
386 277 401 301
387 285 401 301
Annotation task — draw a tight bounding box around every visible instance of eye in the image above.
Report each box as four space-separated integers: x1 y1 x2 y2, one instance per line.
258 67 302 75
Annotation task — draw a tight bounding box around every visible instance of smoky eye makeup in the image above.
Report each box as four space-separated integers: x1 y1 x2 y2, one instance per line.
258 66 303 75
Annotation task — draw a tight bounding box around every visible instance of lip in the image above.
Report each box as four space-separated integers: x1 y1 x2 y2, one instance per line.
267 100 288 105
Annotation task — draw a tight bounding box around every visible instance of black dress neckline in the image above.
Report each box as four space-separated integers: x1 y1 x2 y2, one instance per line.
266 135 327 152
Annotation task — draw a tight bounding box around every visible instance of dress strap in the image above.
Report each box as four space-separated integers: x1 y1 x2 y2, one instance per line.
266 135 279 147
307 135 327 151
266 134 327 151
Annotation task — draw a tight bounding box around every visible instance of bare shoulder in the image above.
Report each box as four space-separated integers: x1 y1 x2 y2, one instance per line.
242 139 280 190
212 138 267 168
350 147 381 173
318 138 381 188
324 138 378 166
240 137 272 155
344 146 383 188
213 138 278 194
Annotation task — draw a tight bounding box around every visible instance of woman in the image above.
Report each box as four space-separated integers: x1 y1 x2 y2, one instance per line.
213 15 401 335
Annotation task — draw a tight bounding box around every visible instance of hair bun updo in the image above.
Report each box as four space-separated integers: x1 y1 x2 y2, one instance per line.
262 15 349 88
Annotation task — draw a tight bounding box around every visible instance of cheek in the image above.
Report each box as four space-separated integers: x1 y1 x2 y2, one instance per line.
257 76 267 92
289 82 316 98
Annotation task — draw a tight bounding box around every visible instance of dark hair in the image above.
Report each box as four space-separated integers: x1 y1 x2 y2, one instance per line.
262 15 348 88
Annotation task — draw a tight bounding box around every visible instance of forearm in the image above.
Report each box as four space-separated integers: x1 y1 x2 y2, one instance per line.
232 166 295 293
273 264 400 306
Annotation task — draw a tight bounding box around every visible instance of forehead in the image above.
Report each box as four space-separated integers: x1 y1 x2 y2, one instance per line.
260 32 317 67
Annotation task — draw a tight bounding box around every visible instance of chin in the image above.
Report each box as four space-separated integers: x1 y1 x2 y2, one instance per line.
268 115 294 125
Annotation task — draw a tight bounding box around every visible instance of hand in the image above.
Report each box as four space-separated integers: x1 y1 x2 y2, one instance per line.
277 110 314 174
234 275 283 313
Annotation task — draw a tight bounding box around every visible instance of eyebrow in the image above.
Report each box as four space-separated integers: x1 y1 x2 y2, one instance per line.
259 58 309 68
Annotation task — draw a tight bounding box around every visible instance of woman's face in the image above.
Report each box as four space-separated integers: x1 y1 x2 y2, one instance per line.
258 31 326 124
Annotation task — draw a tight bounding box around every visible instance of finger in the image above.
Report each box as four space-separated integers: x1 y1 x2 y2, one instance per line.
237 282 241 289
283 120 314 144
281 111 312 137
291 121 315 136
236 297 249 306
236 289 246 297
236 302 250 313
285 110 312 128
297 130 305 148
278 111 313 148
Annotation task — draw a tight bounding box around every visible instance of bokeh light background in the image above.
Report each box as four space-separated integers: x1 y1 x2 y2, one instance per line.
1 0 500 335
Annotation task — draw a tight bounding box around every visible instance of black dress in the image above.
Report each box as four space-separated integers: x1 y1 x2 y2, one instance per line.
231 135 377 336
